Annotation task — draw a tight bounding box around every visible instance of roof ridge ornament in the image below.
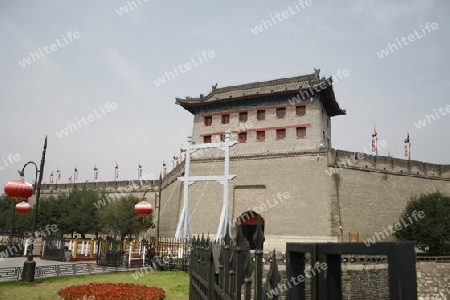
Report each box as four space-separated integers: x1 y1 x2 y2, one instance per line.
314 68 320 80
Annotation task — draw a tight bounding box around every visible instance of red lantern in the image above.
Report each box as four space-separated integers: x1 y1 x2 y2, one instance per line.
15 201 32 214
134 201 153 217
4 179 34 201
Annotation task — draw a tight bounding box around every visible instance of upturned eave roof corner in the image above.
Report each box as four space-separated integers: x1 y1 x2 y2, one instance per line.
176 69 346 116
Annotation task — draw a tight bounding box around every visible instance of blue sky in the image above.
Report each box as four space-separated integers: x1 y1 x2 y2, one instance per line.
0 0 449 185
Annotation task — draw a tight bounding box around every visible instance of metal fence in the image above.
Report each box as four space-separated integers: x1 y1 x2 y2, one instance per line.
157 237 190 271
41 235 65 261
189 216 280 300
0 234 25 257
96 238 124 267
189 219 419 299
0 263 125 282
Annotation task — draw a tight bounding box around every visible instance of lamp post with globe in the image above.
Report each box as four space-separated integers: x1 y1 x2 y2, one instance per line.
3 136 47 282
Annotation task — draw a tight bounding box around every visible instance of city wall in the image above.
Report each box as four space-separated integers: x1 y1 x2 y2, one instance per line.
33 148 450 251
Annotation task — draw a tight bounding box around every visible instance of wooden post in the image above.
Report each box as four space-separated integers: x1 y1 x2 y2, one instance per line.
73 238 78 258
89 239 94 258
130 240 135 254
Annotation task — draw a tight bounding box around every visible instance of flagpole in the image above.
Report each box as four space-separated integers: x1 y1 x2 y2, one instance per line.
94 165 98 182
371 125 378 157
408 143 411 160
404 132 411 160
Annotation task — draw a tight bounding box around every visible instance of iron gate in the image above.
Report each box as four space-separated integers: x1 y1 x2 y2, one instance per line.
0 234 24 257
41 235 65 261
97 238 124 267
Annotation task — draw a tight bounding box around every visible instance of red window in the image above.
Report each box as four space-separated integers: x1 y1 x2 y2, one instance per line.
276 108 286 119
256 131 265 142
239 112 248 122
204 116 212 126
296 106 306 116
221 114 230 124
203 135 212 143
238 132 247 143
276 129 286 140
296 127 306 139
257 110 265 121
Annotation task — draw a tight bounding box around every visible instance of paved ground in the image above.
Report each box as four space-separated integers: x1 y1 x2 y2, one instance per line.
0 257 95 269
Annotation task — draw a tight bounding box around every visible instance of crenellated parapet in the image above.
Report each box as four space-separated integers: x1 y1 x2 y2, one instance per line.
327 148 450 180
32 161 186 203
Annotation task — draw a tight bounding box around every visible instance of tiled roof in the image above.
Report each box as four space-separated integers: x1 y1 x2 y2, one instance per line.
176 69 346 116
176 71 320 104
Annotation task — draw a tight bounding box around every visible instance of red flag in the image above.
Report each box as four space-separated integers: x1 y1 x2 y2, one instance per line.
371 126 377 152
404 132 410 143
404 144 409 157
162 161 167 177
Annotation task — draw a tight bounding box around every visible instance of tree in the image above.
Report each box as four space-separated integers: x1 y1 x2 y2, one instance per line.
98 195 153 240
395 192 450 255
36 188 102 238
0 194 33 234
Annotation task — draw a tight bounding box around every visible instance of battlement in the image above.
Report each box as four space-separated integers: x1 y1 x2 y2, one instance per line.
37 179 159 195
37 161 187 196
327 148 450 180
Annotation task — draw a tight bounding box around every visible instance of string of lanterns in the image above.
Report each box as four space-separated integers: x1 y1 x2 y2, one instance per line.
4 178 34 214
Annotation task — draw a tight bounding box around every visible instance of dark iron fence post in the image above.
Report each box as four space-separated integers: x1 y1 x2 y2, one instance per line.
243 240 253 299
265 250 281 300
253 215 265 300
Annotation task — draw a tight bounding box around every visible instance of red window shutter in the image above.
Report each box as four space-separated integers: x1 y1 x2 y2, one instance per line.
257 131 265 141
239 112 248 122
297 127 306 138
276 129 285 140
204 116 212 126
221 114 229 124
257 110 265 120
276 108 286 119
238 132 247 143
203 136 212 143
296 106 306 116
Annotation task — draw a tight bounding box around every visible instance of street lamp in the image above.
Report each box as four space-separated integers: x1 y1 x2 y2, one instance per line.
3 136 47 282
4 179 34 242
